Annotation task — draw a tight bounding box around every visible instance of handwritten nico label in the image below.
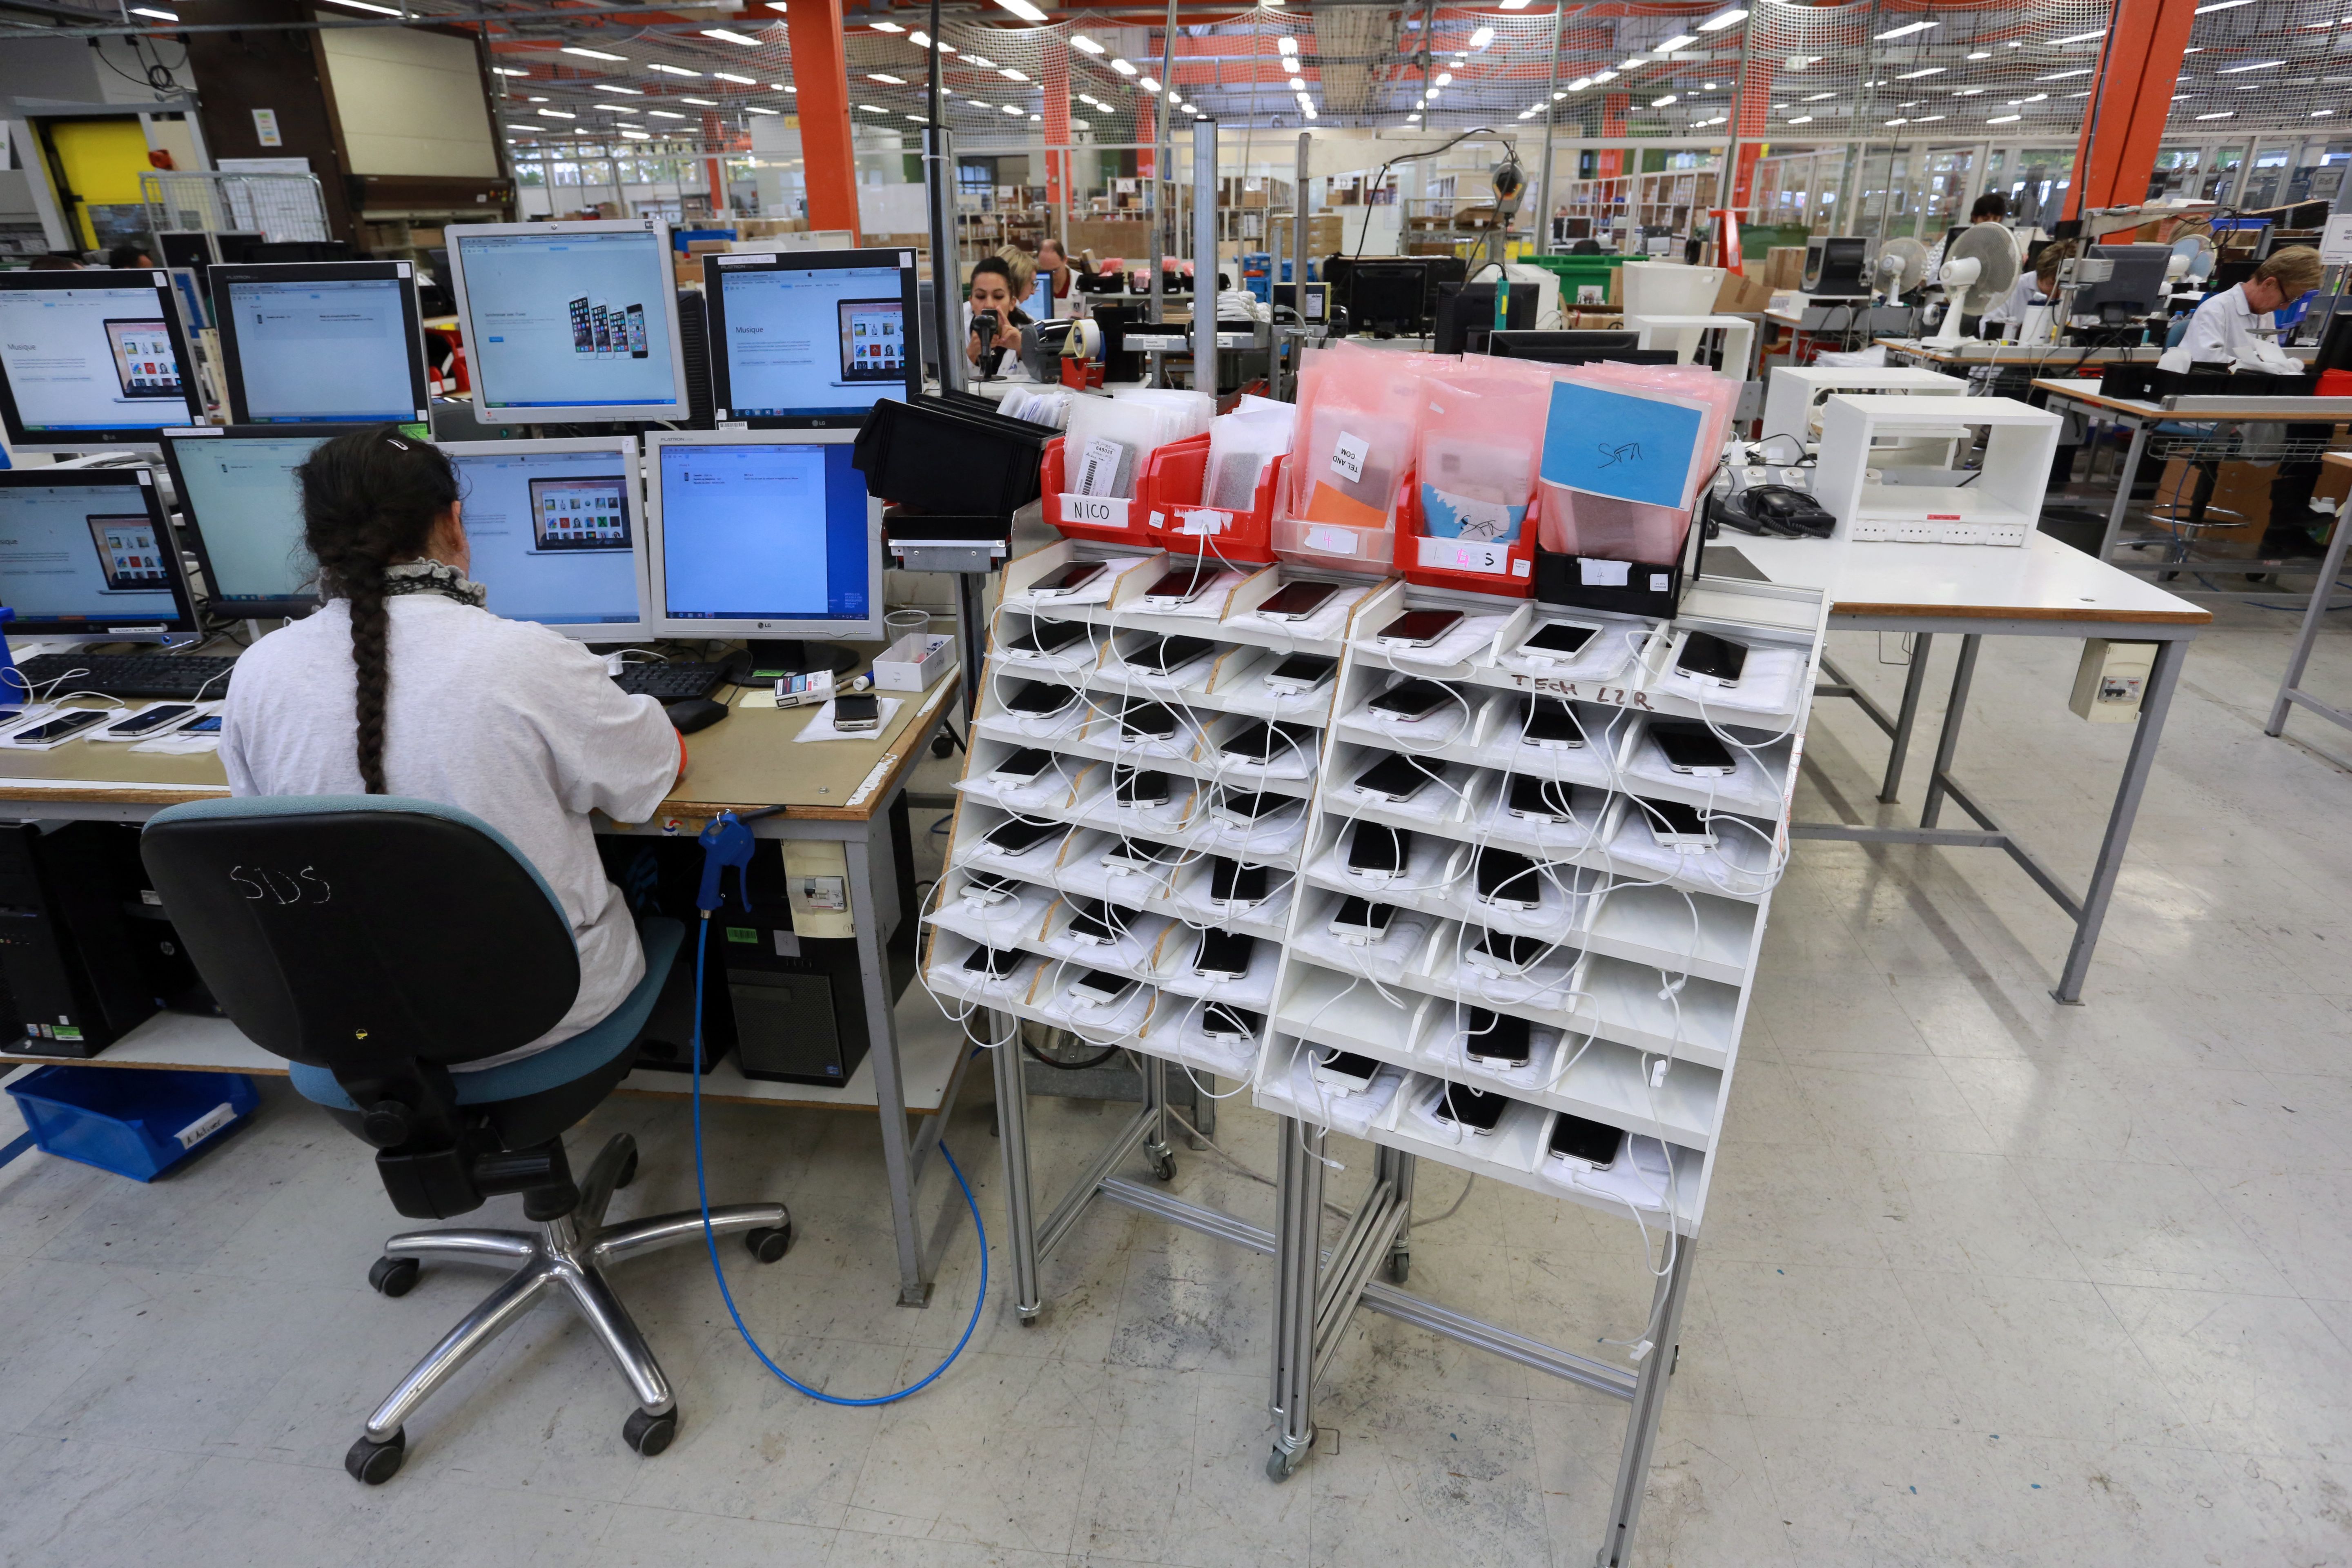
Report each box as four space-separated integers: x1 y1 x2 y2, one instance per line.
1060 493 1130 528
1178 508 1231 535
1416 536 1509 575
1329 430 1370 484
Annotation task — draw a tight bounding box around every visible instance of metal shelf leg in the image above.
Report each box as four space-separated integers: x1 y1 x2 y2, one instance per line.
988 1014 1044 1322
1593 1236 1698 1568
1267 1116 1324 1482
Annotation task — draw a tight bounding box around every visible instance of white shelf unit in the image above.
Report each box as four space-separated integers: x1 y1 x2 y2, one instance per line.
1758 365 1971 458
1248 572 1828 1238
1814 393 2063 546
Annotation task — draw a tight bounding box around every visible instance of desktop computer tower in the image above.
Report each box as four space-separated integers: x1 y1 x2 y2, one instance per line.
0 823 160 1057
720 845 872 1088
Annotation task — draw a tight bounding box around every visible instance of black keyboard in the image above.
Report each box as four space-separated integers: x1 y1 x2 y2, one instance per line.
612 661 733 701
11 652 239 700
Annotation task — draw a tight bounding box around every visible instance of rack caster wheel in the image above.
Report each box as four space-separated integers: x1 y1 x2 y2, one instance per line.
744 1223 793 1264
1266 1445 1303 1483
345 1429 405 1484
1387 1253 1410 1285
368 1256 421 1297
1149 1149 1177 1182
1016 1307 1045 1328
624 1408 678 1457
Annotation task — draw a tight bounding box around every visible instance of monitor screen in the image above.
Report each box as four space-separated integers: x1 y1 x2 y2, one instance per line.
707 249 919 426
215 267 427 423
165 431 327 610
653 440 872 626
448 442 645 630
450 225 685 418
0 272 203 446
1024 271 1053 323
0 476 189 631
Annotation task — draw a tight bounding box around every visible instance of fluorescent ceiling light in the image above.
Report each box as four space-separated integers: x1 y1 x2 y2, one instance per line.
1470 26 1495 47
1652 93 1676 105
1071 34 1104 53
1966 51 1991 60
2316 107 2337 115
2009 93 2049 102
1987 112 2020 122
648 63 698 76
679 96 716 105
1620 57 1646 69
1278 36 1298 53
712 71 756 84
2051 29 2107 43
857 104 888 113
1875 20 1936 38
1591 69 1617 82
1002 67 1028 80
528 96 548 101
1915 114 1944 121
536 108 576 118
1896 66 1943 78
492 67 530 77
1659 33 1698 50
745 105 780 115
593 83 642 94
1787 114 1814 123
872 20 904 31
1500 0 1532 9
702 28 761 44
2196 109 2234 118
1435 71 1452 85
560 45 627 60
2217 59 2283 71
1885 117 1908 125
620 130 650 140
906 113 928 121
1002 103 1024 114
868 73 905 83
1290 75 1307 89
1568 77 1592 90
779 84 795 92
1111 58 1138 75
2194 0 2252 11
908 29 929 44
595 104 637 113
1140 76 1162 91
129 8 178 20
1953 87 1986 96
993 0 1049 19
648 109 686 119
2040 68 2092 79
1700 7 1746 29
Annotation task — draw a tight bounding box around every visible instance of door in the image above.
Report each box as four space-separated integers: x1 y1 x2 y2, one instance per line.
40 116 154 252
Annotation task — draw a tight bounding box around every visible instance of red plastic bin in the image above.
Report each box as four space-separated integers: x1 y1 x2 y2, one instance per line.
1397 479 1538 598
1136 432 1283 564
1040 437 1156 547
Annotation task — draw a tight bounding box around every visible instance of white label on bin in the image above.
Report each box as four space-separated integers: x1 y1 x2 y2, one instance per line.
1059 494 1129 529
1416 537 1510 575
1580 559 1632 587
176 1102 235 1149
1513 558 1532 577
1650 573 1669 592
1329 430 1369 484
1303 524 1361 556
1179 508 1230 536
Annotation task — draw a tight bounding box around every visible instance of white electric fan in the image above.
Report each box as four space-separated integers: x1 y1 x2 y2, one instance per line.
1924 224 2023 347
1873 237 1931 303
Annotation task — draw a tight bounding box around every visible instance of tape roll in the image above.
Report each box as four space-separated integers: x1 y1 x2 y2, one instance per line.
1067 317 1104 361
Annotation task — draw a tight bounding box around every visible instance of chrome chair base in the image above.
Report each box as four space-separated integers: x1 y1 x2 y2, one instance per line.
343 1133 788 1483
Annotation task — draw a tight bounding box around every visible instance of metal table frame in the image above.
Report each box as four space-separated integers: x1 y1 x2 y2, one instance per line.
2267 463 2352 743
985 1020 1690 1568
1797 613 2197 1004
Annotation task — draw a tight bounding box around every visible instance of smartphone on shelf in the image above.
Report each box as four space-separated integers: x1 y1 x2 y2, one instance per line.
1463 1007 1534 1067
1032 561 1108 598
1112 765 1173 808
983 817 1061 857
1352 753 1442 803
1547 1110 1627 1169
1209 857 1268 908
1433 1081 1508 1134
1506 774 1578 824
1213 789 1284 828
1102 837 1178 873
1374 608 1464 649
1200 1003 1261 1042
1003 680 1078 717
1067 900 1137 944
961 945 1022 979
1311 1047 1381 1094
1642 798 1718 849
1365 678 1454 724
961 872 1020 906
1193 928 1255 980
1328 895 1396 946
1674 630 1750 687
1518 696 1587 750
1067 968 1137 1008
989 747 1055 785
1650 722 1736 777
1220 719 1312 764
1120 700 1180 741
1263 653 1337 695
1468 931 1549 978
1521 621 1599 659
1257 579 1339 621
1345 820 1410 881
1006 620 1087 658
1474 846 1544 910
1142 568 1218 607
1129 634 1214 676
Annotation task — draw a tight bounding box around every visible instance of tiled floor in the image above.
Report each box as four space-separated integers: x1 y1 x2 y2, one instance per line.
3 607 2350 1567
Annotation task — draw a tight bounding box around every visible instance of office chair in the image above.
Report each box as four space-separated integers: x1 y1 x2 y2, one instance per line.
140 795 791 1484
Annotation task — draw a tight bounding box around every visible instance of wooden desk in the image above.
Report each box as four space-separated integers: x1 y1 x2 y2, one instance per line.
2266 449 2352 744
1725 534 2209 1002
0 656 970 1307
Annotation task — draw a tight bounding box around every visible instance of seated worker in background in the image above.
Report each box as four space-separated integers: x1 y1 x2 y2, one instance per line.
963 256 1033 380
1036 238 1085 318
107 242 155 270
1979 239 2076 339
220 427 684 1067
2159 245 2328 557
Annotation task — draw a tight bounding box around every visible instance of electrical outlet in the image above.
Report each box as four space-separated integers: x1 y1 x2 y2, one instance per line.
2069 639 2156 723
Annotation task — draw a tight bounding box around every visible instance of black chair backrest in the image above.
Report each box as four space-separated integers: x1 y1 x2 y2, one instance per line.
141 797 580 1084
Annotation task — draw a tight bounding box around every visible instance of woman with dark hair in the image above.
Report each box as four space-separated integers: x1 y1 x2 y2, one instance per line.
220 425 683 1065
962 255 1033 379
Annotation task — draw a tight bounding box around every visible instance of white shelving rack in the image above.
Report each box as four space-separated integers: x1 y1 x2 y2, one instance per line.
923 536 1827 1568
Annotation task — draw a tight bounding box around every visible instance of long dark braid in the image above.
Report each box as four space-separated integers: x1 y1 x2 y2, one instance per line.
293 427 458 794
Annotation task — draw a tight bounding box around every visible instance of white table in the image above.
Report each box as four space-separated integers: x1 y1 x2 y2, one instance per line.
1724 533 2209 1002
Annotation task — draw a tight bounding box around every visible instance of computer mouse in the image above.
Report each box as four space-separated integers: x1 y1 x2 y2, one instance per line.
664 697 729 735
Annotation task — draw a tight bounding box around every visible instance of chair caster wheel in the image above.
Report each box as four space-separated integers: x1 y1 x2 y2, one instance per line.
615 1147 639 1189
1149 1150 1177 1182
931 734 955 758
1266 1445 1302 1483
368 1256 421 1297
345 1429 405 1484
624 1408 678 1457
745 1223 793 1263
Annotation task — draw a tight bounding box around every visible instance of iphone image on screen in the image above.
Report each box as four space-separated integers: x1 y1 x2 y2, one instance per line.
570 297 593 352
591 303 612 354
626 303 648 359
104 319 181 399
86 514 170 592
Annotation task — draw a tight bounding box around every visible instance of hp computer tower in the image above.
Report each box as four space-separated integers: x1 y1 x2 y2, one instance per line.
721 844 873 1088
0 823 163 1057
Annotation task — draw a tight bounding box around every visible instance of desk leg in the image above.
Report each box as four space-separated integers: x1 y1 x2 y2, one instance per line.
1593 1236 1697 1568
2056 636 2185 1005
2099 422 2150 564
2266 512 2352 737
1919 634 1980 831
954 572 991 726
844 825 931 1307
1879 632 1934 804
987 1013 1045 1322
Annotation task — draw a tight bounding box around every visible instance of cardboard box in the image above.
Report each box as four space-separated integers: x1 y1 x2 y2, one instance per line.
1764 246 1807 292
1065 218 1154 261
1714 270 1774 315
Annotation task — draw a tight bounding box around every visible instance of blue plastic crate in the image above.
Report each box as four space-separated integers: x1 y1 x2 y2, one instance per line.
5 1066 259 1182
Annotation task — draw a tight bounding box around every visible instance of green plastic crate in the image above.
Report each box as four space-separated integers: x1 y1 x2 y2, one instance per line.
1522 252 1626 305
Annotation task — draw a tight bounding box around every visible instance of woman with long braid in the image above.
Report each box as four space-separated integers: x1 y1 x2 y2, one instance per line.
220 426 683 1067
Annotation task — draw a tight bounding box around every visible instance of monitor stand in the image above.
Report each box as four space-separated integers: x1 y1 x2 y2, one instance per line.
742 639 860 680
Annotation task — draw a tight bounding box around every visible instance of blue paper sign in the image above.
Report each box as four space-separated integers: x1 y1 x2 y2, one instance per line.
1539 381 1704 510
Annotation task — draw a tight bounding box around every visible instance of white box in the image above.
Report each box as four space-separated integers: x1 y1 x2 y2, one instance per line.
1760 365 1971 458
1813 394 2061 547
873 633 954 691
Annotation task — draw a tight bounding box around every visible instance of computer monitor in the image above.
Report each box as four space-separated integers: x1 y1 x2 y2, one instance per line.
643 428 882 670
1343 261 1434 336
0 467 198 637
210 261 433 426
1433 282 1539 354
2076 243 2171 327
155 231 216 273
1488 330 1674 367
701 247 920 429
0 269 205 451
446 217 691 425
442 437 651 637
1272 281 1328 324
161 425 340 619
1023 270 1054 324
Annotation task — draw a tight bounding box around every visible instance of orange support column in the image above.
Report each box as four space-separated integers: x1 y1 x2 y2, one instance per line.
2071 0 2200 214
783 0 862 242
1599 94 1628 179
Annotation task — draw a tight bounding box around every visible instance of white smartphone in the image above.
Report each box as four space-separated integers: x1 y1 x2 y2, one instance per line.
1310 1047 1381 1095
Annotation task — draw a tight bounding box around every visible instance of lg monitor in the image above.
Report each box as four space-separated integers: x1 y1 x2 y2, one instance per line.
446 217 692 425
209 261 432 426
441 436 652 637
1433 281 1539 354
0 269 204 451
1344 260 1433 336
1488 330 1675 367
642 428 882 670
161 425 340 619
0 467 198 638
701 247 920 428
2075 243 2171 327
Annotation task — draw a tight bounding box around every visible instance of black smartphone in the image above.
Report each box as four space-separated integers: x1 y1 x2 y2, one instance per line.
1329 895 1396 941
1209 857 1268 905
1471 931 1549 974
1112 765 1172 807
1506 774 1577 822
1264 653 1337 694
1524 621 1598 657
1346 820 1410 878
1194 928 1256 978
1435 1081 1508 1133
1474 846 1543 908
1068 967 1137 1007
1353 753 1441 802
1120 700 1179 740
9 710 107 744
1643 798 1717 846
105 703 199 737
1675 630 1750 686
990 747 1054 784
1069 900 1138 943
1548 1111 1627 1168
1131 634 1214 675
1200 1003 1261 1041
1007 620 1087 657
1651 723 1736 775
1464 1007 1533 1065
1519 697 1587 748
1033 561 1107 597
1143 568 1217 605
184 714 225 735
1257 580 1339 620
1214 789 1280 825
1004 680 1078 717
1221 720 1312 764
1365 679 1454 723
1102 836 1178 871
962 871 1020 901
1375 608 1464 648
984 817 1062 856
832 693 882 731
962 945 1022 978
